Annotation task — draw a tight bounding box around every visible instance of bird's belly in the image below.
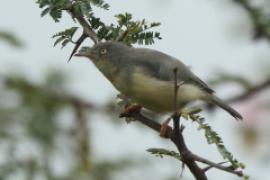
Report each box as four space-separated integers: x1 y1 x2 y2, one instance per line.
125 72 206 113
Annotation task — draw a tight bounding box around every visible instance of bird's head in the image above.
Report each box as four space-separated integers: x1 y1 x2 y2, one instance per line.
75 41 131 81
75 41 128 63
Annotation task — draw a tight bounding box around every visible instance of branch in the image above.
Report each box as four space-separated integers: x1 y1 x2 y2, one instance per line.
227 78 270 103
191 154 243 177
68 7 99 44
4 76 95 110
123 111 246 179
233 0 270 41
202 161 227 172
116 28 129 42
128 112 207 180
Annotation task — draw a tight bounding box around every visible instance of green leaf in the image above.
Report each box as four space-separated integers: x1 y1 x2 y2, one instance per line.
52 27 78 48
53 36 65 47
78 46 91 53
41 7 50 17
36 0 70 22
187 111 245 169
88 0 109 10
147 148 181 161
0 31 23 47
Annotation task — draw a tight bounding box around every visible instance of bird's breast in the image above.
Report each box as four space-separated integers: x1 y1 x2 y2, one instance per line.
128 70 207 112
96 63 207 112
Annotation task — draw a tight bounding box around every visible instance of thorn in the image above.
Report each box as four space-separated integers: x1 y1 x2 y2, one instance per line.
68 33 87 62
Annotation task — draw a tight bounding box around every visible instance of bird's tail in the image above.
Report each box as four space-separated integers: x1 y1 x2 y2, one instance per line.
209 95 243 120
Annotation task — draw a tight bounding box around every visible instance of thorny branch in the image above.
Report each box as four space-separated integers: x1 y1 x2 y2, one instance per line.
227 78 270 103
233 0 270 41
69 8 99 44
62 3 100 60
129 112 246 179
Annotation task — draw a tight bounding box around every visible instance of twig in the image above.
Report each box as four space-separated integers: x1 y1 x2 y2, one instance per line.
130 112 208 180
68 8 99 44
4 77 95 110
191 153 243 176
116 28 130 42
202 161 227 172
227 78 270 103
172 68 180 132
173 68 180 113
233 0 270 41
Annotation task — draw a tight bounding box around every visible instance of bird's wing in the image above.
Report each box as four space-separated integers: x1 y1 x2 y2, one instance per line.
129 48 214 94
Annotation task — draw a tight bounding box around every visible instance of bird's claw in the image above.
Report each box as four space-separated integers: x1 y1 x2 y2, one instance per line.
119 104 142 118
160 118 172 138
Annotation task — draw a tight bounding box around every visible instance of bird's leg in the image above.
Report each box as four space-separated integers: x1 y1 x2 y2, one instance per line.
160 111 181 138
119 104 142 118
160 117 172 138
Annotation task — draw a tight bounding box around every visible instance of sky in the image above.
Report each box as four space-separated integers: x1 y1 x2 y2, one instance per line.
1 0 270 179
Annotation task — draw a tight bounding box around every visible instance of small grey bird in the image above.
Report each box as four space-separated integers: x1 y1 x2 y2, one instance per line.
75 41 242 121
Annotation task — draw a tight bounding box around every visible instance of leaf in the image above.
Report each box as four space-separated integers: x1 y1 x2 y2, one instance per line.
0 31 23 47
147 148 181 161
53 36 65 47
111 13 161 45
88 0 109 10
36 0 70 22
41 7 50 17
37 0 161 46
187 111 246 169
52 27 78 48
78 46 91 54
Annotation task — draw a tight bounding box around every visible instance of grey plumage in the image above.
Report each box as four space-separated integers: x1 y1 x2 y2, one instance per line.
76 41 242 120
127 48 214 94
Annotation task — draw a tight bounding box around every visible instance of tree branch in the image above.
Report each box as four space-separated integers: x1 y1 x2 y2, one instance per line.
227 78 270 103
191 154 243 177
67 7 99 44
128 112 207 180
116 28 129 42
122 111 245 179
233 0 270 41
202 161 227 172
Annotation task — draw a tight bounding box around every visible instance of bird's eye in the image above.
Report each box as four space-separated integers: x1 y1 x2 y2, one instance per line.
100 48 107 55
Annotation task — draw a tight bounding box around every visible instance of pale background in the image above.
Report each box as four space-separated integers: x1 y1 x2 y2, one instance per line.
1 0 270 179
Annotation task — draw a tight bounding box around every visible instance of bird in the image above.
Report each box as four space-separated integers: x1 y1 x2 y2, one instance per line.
75 41 242 134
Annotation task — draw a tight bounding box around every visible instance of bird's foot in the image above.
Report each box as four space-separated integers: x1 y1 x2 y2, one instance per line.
119 104 142 118
160 118 172 138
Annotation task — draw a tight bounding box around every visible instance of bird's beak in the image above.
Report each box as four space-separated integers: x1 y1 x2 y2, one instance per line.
74 51 88 57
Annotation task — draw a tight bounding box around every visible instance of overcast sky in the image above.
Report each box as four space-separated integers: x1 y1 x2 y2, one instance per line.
1 0 270 179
